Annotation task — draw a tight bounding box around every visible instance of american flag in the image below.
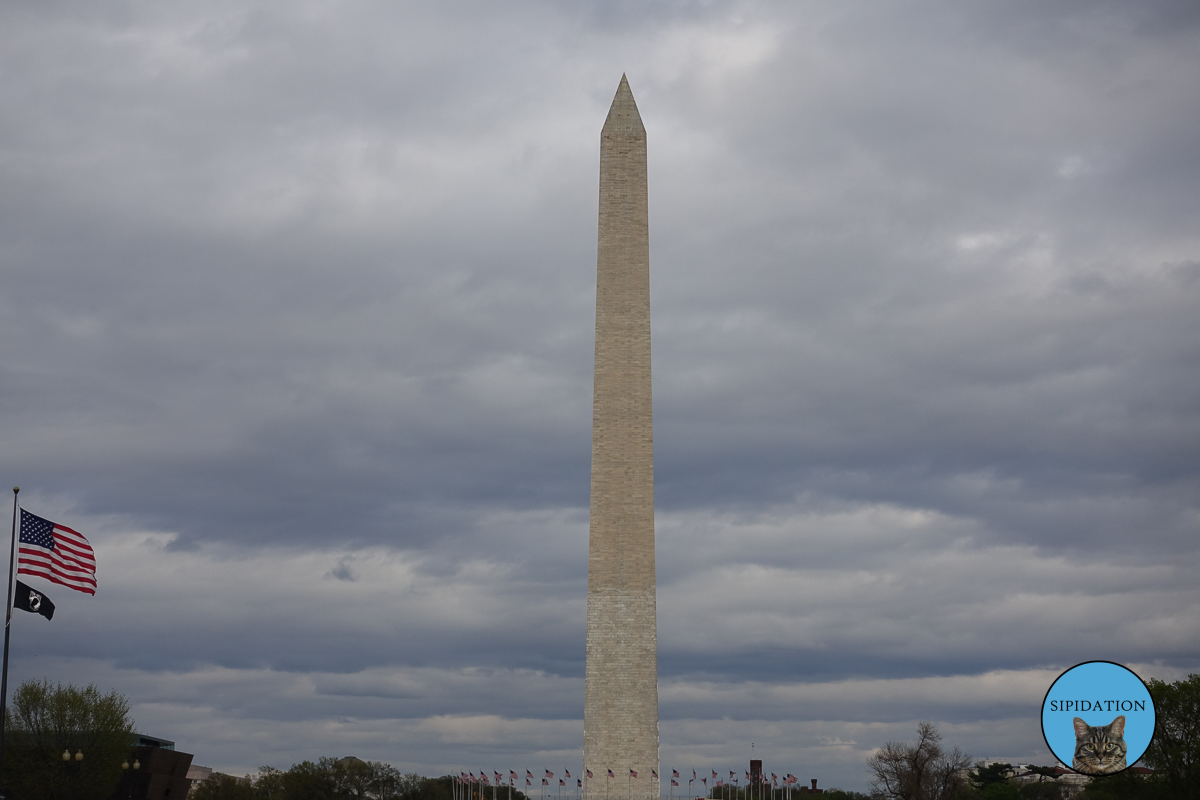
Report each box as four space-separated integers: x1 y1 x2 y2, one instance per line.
564 770 571 779
671 780 679 787
18 510 96 595
577 779 582 788
630 770 637 779
701 778 707 786
527 771 534 779
546 770 554 779
559 780 565 787
673 770 680 779
608 770 614 779
511 771 519 781
587 770 593 779
542 778 548 786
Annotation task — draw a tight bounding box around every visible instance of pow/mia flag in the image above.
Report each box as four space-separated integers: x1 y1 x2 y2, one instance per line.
14 580 55 621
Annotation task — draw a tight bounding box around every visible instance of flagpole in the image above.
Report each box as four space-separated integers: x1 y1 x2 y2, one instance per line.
0 486 20 798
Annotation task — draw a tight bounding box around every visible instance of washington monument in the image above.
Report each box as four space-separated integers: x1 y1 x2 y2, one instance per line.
583 75 659 800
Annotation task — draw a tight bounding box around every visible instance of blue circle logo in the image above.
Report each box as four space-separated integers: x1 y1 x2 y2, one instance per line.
1041 661 1155 776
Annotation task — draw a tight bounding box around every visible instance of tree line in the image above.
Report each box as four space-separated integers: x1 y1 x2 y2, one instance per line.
190 764 512 800
2 673 1196 800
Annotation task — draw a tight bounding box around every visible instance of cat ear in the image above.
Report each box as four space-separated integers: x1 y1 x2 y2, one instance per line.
1109 715 1125 736
1073 717 1090 737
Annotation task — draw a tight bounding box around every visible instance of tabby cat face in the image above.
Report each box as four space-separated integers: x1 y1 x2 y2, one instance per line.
1071 715 1127 775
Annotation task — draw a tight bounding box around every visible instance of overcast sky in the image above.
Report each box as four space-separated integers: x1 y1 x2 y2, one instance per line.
2 0 1198 792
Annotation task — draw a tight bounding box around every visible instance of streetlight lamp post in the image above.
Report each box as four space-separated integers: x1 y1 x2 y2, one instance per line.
121 756 142 800
60 748 83 793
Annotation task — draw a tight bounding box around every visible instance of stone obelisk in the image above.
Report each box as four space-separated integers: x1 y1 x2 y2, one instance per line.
583 75 658 800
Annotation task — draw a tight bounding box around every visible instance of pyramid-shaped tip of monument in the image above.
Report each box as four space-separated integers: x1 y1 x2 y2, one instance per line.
602 74 644 133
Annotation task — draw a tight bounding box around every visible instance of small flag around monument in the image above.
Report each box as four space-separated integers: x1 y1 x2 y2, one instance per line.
13 580 54 620
18 509 96 595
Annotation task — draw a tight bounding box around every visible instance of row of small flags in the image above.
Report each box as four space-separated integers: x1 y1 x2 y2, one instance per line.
674 770 803 789
456 769 804 789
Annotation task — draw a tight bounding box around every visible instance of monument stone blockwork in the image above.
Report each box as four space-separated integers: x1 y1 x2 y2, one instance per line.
583 75 659 800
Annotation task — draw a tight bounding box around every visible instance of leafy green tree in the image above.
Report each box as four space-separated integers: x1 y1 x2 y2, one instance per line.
1 679 136 800
1017 767 1056 783
1015 783 1061 800
190 772 259 800
967 763 1012 789
256 766 287 799
1144 673 1200 800
1077 770 1166 800
976 784 1019 800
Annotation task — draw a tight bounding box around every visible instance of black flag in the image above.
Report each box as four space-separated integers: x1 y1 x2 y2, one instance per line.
14 580 54 620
